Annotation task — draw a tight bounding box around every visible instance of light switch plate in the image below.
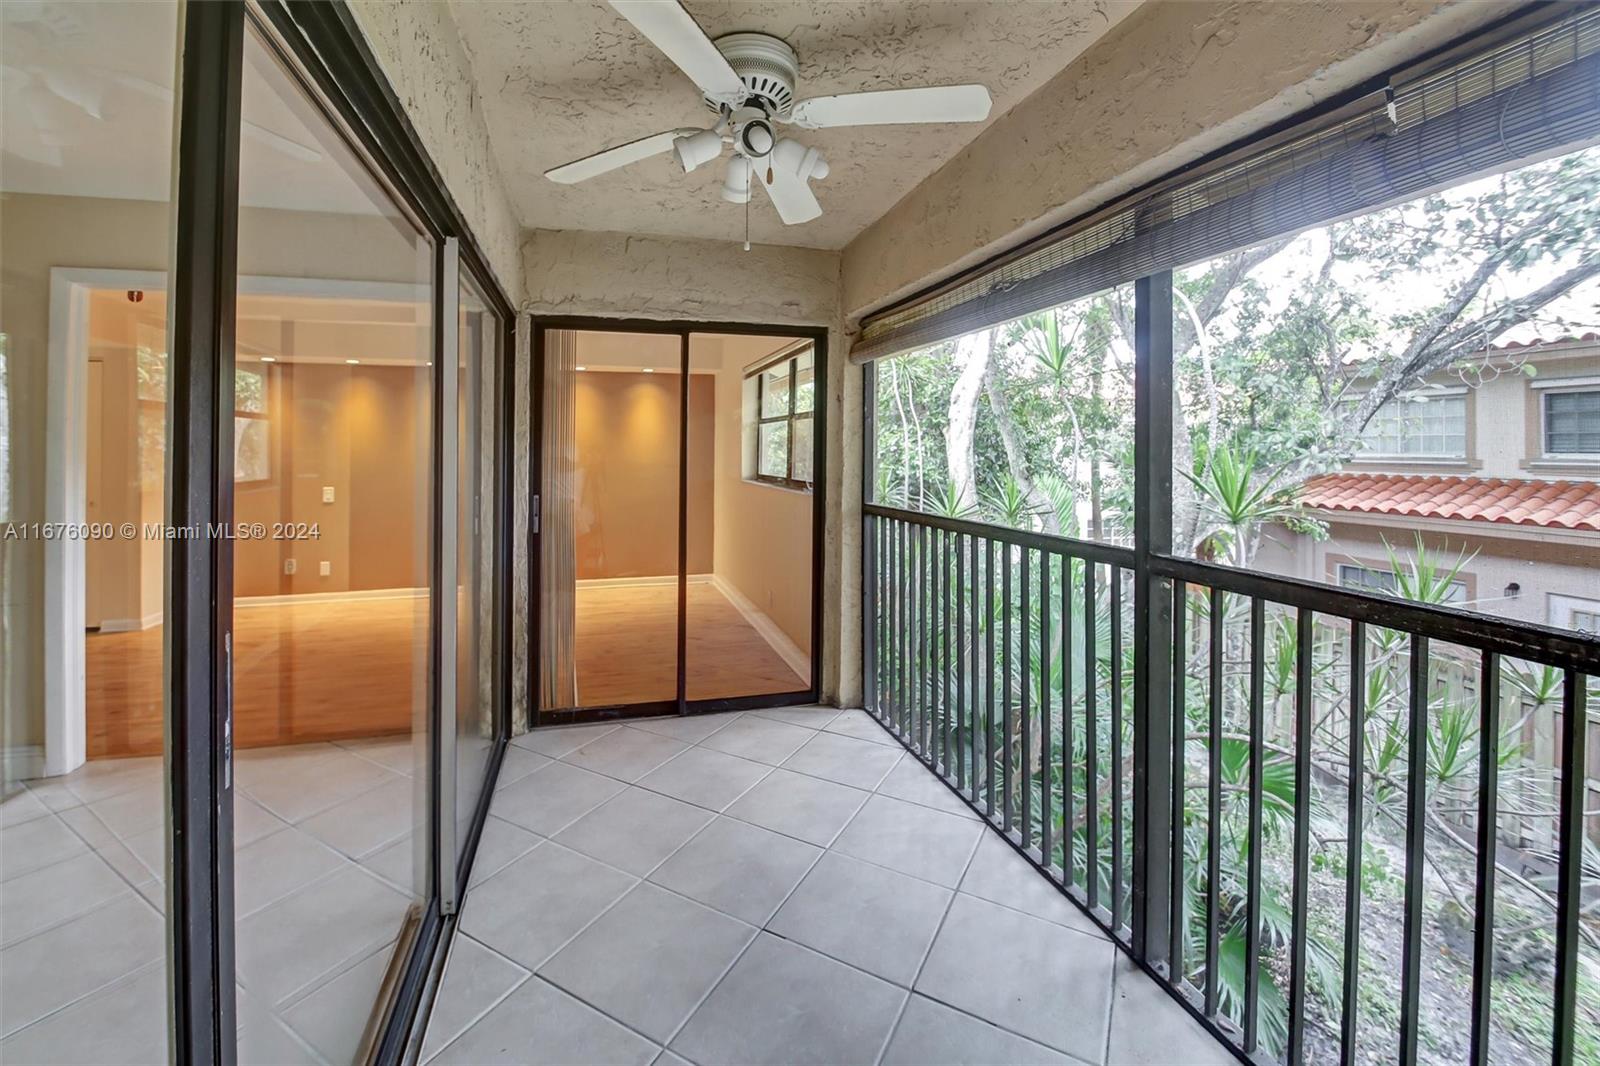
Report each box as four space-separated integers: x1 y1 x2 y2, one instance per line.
284 558 297 575
319 561 332 577
322 486 335 504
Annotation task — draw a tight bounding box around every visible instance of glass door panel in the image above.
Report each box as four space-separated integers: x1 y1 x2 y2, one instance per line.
684 334 814 702
565 330 683 710
453 267 498 861
231 20 433 1060
0 3 177 1060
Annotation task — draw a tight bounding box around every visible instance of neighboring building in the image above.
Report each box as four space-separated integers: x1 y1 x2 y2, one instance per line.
1257 335 1600 632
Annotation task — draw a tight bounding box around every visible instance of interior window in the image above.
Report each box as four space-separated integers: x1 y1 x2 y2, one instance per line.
747 344 815 489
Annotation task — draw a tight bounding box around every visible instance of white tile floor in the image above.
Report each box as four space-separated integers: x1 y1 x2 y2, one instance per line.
423 707 1232 1066
0 738 422 1064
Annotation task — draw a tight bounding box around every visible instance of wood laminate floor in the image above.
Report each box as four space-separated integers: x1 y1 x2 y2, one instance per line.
84 583 808 758
574 582 809 707
87 595 426 759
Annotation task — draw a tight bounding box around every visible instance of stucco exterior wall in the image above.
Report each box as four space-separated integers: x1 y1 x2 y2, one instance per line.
1255 520 1600 629
840 0 1512 321
523 229 861 705
347 0 523 300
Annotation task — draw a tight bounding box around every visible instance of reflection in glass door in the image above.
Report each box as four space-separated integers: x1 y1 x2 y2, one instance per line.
230 19 433 1060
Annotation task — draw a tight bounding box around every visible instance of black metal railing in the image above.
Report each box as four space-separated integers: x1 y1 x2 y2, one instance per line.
864 503 1138 932
863 503 1598 1066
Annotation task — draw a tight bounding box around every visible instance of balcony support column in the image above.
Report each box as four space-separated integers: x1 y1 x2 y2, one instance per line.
1131 271 1174 966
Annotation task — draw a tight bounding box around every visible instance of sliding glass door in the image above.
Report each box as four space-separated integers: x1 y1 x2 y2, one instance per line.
231 18 436 1060
536 323 822 722
0 2 513 1057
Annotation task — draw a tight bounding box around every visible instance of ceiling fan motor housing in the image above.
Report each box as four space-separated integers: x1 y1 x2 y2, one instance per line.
708 32 799 116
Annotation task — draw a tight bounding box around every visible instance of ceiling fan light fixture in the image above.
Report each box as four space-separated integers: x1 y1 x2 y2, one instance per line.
738 118 774 158
721 155 751 204
673 128 723 173
771 138 828 182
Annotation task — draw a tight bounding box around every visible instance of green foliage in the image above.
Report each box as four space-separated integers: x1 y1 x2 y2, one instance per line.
1379 534 1476 606
1182 442 1300 562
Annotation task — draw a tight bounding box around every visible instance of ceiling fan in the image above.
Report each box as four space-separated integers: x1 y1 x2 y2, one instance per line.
545 0 993 231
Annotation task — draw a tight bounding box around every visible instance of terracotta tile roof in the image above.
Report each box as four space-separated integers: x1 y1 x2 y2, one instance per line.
1299 473 1600 531
1489 332 1600 352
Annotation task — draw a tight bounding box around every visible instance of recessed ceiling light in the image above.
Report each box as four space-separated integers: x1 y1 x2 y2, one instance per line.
642 367 655 373
345 359 360 365
260 356 276 363
575 365 587 371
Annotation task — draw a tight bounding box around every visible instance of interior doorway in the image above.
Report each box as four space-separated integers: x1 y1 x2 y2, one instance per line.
534 319 825 723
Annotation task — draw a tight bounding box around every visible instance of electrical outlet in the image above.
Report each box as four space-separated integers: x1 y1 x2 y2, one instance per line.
319 561 332 577
322 486 335 504
284 558 297 575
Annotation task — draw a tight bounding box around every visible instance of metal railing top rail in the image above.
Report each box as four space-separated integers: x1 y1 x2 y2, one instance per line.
864 502 1137 568
1152 554 1600 675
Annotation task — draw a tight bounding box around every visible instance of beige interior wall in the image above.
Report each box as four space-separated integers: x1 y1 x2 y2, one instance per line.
230 362 430 599
78 289 430 609
700 334 813 657
840 0 1513 319
573 369 714 580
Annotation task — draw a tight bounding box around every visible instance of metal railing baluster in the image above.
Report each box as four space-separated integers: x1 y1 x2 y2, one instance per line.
1169 580 1188 979
1062 556 1074 886
1021 547 1033 844
1244 597 1265 1052
1340 621 1366 1065
1111 566 1125 930
1003 544 1015 833
1553 671 1587 1066
1288 608 1314 1064
1086 562 1100 912
1040 551 1053 865
1204 585 1222 1017
1468 651 1499 1066
1399 634 1429 1066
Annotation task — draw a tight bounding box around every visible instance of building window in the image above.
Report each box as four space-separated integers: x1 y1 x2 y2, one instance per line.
1550 593 1600 635
1336 562 1467 603
746 344 814 489
1358 393 1467 458
138 346 272 485
1543 387 1600 457
234 364 271 484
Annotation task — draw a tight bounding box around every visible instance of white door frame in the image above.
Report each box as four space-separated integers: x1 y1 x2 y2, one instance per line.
43 266 427 776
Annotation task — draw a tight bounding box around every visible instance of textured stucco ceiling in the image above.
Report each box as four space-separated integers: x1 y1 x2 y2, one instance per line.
451 0 1139 250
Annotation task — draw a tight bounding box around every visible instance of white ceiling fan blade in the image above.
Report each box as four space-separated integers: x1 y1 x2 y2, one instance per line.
545 128 698 184
608 1 746 105
789 85 992 129
755 161 821 225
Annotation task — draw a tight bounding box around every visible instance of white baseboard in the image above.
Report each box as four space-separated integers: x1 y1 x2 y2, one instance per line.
3 744 44 783
710 575 810 684
577 574 714 590
235 586 429 608
95 610 163 633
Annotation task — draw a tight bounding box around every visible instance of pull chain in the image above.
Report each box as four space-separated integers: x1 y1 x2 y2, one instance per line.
744 170 751 252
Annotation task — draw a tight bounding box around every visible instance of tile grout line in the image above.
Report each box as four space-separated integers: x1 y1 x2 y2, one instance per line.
870 821 986 1066
453 709 1085 1063
417 932 535 1065
652 820 833 1057
0 942 167 1045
